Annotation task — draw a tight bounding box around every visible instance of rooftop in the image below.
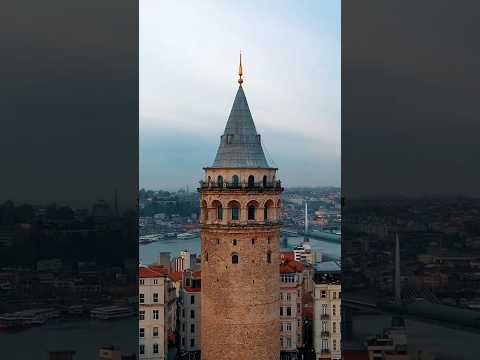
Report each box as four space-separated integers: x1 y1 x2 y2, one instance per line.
210 85 271 169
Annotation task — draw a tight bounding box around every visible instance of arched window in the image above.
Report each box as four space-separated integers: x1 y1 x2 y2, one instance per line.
232 175 239 186
263 175 267 187
212 200 223 220
264 199 274 221
217 175 224 187
267 252 272 263
205 252 208 262
232 253 239 264
228 200 240 221
248 175 255 187
201 200 208 222
248 205 256 220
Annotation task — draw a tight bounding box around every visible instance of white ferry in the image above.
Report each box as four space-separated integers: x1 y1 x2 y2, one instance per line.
177 232 196 240
90 305 134 320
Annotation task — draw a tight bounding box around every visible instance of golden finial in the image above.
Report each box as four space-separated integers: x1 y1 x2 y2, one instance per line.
238 52 243 85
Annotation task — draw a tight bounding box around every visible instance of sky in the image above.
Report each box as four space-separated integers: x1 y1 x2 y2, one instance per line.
140 1 340 191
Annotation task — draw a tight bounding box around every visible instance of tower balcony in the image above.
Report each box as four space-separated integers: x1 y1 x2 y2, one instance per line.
198 180 282 192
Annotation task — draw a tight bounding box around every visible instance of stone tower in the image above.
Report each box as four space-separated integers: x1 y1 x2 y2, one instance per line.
198 55 283 360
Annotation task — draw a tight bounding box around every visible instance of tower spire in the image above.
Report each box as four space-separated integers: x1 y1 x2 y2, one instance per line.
238 52 243 85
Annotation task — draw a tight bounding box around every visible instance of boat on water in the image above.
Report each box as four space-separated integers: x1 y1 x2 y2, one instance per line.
139 234 164 244
177 232 196 240
90 305 134 320
0 308 60 329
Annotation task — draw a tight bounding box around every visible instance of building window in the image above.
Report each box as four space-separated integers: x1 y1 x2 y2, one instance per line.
267 237 271 244
190 338 195 347
139 328 144 338
217 205 223 220
139 345 145 355
251 238 255 245
286 323 292 331
139 279 144 285
286 293 291 301
280 292 283 301
233 239 237 246
217 175 223 187
232 253 239 264
333 322 336 333
333 339 337 351
182 337 185 346
332 305 336 316
333 292 337 299
248 205 256 220
205 252 208 261
153 293 158 303
321 290 326 298
286 307 292 316
153 310 159 320
267 251 272 263
153 327 158 337
232 174 239 186
264 206 268 220
139 311 145 321
182 323 185 332
153 343 159 354
139 293 144 303
182 309 185 318
153 279 158 284
191 323 195 333
248 175 255 187
263 175 267 187
191 295 195 304
280 307 284 316
216 239 220 245
190 310 195 319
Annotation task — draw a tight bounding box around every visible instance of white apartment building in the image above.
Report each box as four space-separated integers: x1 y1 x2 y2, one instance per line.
313 272 341 360
139 265 177 360
178 270 201 359
280 255 306 360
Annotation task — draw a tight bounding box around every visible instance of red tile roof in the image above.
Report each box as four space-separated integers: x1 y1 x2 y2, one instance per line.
169 271 183 282
279 258 305 274
139 266 169 278
184 287 201 293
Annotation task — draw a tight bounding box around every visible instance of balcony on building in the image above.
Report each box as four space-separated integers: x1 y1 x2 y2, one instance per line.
199 179 282 191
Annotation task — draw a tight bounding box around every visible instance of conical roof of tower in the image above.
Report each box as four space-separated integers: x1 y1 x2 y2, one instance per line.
211 86 271 168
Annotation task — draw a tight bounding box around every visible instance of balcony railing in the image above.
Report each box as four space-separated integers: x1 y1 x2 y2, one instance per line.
320 314 330 320
321 331 330 337
199 180 282 191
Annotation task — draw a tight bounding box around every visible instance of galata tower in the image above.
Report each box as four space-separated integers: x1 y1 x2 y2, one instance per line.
199 54 283 359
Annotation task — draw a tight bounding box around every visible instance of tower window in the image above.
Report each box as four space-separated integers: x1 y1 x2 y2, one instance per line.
216 239 220 245
248 205 256 220
232 175 239 186
217 175 223 187
267 252 272 263
263 175 267 187
205 252 208 262
248 175 255 187
231 205 239 220
267 237 271 244
232 253 239 264
217 204 223 220
233 239 237 246
251 238 255 245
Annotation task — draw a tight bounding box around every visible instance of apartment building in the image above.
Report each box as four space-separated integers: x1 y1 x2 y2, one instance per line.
139 265 177 360
178 270 201 359
313 272 341 360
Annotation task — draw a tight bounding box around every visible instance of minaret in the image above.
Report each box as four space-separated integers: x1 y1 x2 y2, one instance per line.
395 233 401 305
305 200 308 234
199 54 283 360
